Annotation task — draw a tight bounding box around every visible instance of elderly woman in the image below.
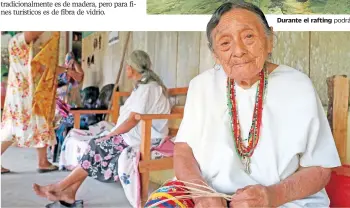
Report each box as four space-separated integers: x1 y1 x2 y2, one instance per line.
33 50 171 207
146 2 341 208
56 52 84 108
53 52 84 155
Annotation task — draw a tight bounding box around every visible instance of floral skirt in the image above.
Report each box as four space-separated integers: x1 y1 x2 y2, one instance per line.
80 134 128 183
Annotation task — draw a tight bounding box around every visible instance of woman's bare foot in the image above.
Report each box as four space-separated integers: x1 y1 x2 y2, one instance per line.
1 167 10 173
33 183 60 200
33 183 76 203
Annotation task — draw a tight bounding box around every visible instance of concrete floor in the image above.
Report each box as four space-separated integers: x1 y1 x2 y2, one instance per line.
1 147 132 208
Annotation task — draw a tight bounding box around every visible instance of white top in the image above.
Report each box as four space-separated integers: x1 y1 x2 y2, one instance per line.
175 65 341 207
113 81 171 147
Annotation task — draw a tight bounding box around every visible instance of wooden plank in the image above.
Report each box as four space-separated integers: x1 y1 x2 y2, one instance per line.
106 32 132 121
271 31 310 76
199 31 215 74
131 32 147 51
111 92 120 124
168 87 188 95
81 34 89 86
131 31 156 65
81 31 106 89
171 106 184 114
140 172 150 206
116 32 133 92
135 113 183 121
58 31 67 66
113 88 185 98
310 32 350 106
327 75 349 164
146 32 157 67
176 32 201 105
95 32 107 88
169 128 179 136
138 158 174 173
121 31 158 92
73 113 80 129
140 120 152 161
153 32 178 88
140 119 152 206
116 91 131 97
101 32 115 88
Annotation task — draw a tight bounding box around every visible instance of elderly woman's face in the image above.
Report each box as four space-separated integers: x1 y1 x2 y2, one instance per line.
126 65 133 79
212 9 273 81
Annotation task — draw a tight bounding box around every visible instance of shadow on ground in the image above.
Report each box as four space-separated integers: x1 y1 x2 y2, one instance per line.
1 147 132 208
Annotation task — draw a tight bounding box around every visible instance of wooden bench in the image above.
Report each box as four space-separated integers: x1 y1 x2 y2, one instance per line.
70 87 188 206
135 108 184 206
71 87 187 129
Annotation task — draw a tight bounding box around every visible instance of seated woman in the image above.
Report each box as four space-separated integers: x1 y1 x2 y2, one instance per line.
146 2 340 208
56 51 84 113
53 52 84 160
33 50 171 207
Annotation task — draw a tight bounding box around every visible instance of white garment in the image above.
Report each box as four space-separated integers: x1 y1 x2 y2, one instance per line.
59 121 115 170
175 65 341 207
59 81 170 170
1 33 56 148
113 81 171 147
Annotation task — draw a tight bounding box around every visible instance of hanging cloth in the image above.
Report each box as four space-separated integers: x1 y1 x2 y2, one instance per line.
31 31 60 124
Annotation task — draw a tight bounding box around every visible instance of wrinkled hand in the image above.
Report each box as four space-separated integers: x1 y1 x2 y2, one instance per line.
95 135 112 143
194 197 227 208
229 185 274 208
67 69 83 82
67 59 75 68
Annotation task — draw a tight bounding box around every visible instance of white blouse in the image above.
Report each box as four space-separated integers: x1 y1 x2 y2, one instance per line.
175 65 341 207
114 81 171 147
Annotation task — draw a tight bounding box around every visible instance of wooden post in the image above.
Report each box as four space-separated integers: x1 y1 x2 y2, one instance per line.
73 113 80 129
140 119 152 206
327 75 349 164
106 31 132 121
111 92 120 124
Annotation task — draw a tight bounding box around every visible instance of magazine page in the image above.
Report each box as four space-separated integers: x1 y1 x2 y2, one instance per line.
0 0 349 208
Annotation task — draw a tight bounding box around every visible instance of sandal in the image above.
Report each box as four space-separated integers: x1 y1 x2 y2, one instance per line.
37 165 59 173
45 200 84 208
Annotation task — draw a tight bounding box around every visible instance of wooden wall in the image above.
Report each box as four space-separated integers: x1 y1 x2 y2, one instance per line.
80 31 350 163
81 31 350 106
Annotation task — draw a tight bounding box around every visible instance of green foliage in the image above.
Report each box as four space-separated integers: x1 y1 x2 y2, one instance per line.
147 0 350 14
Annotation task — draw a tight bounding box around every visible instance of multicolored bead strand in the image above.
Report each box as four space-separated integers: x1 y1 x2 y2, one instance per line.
226 67 268 174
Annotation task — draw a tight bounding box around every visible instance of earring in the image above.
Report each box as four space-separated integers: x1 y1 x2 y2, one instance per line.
214 63 222 71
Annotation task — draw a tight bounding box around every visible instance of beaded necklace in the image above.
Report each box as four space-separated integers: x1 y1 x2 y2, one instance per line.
226 67 268 174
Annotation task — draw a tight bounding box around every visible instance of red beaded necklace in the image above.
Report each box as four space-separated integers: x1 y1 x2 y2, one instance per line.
226 67 268 174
